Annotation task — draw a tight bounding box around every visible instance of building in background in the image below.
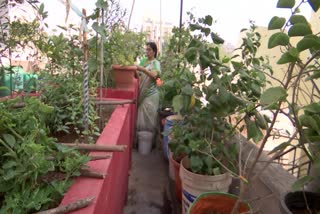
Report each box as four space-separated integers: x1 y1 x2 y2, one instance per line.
141 16 173 55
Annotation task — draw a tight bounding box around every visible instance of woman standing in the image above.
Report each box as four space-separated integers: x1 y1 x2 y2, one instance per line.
136 42 161 151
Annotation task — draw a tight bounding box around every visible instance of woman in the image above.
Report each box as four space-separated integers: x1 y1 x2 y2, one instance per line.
136 42 161 149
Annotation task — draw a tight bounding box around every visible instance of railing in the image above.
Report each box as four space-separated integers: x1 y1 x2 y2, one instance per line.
274 146 312 179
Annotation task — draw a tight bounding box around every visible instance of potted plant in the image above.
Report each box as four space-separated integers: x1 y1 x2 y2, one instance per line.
164 0 320 213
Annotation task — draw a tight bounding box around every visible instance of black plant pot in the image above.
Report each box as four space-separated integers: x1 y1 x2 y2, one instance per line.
280 191 320 214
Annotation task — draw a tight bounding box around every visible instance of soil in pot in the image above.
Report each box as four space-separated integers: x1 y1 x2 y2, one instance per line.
281 191 320 214
188 192 251 214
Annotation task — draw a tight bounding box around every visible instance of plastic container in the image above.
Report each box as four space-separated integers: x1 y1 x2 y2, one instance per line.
11 66 24 91
180 156 232 214
0 70 11 97
163 115 183 160
169 152 182 203
138 131 153 155
24 73 38 92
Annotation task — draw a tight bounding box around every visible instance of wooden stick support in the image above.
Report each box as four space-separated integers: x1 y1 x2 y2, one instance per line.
90 154 112 161
60 143 127 152
33 196 95 214
94 99 136 105
80 168 106 179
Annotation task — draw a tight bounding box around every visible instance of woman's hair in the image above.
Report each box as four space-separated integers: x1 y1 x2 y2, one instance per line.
146 42 158 58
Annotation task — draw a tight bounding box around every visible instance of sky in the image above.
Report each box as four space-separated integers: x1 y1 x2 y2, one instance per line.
41 0 312 46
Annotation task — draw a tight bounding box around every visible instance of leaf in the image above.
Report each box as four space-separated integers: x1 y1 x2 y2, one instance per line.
189 24 202 31
292 175 313 191
247 120 263 143
2 134 16 148
297 35 320 52
211 32 224 44
289 15 308 25
306 71 320 81
288 23 313 37
277 0 295 8
303 103 320 114
96 0 108 10
299 115 320 133
181 84 193 96
268 32 289 48
185 47 198 62
204 15 213 26
308 0 320 12
212 167 221 175
172 95 184 113
268 16 286 30
261 86 288 107
190 155 203 173
277 52 298 64
268 142 291 154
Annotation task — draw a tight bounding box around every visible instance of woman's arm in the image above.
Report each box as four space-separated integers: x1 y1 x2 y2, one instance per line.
136 65 158 79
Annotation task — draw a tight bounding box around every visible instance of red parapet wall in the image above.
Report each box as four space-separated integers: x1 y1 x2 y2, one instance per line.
61 66 139 214
60 105 131 214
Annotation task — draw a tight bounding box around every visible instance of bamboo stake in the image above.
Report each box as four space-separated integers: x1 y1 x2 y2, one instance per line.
46 154 112 161
33 196 95 214
89 154 112 161
80 168 106 179
94 99 136 105
60 143 127 152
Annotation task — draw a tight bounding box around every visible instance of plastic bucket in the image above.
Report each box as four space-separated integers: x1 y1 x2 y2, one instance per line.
188 192 251 214
163 115 183 160
180 156 232 214
138 131 153 155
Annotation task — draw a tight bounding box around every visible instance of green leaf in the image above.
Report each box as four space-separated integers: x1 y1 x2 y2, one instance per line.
247 120 263 143
292 175 313 191
268 142 291 154
277 52 298 64
211 32 224 44
181 84 193 96
189 24 202 31
308 0 320 12
212 167 221 175
172 95 184 113
96 0 108 10
268 32 289 48
190 155 203 173
185 47 198 62
288 23 312 37
204 15 213 26
289 15 308 25
297 35 320 52
2 134 16 148
306 71 320 81
299 115 320 133
304 103 320 114
288 47 299 58
268 16 286 30
261 86 288 107
277 0 295 8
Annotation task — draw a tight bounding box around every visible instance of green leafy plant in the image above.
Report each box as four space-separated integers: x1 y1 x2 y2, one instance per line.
0 97 90 213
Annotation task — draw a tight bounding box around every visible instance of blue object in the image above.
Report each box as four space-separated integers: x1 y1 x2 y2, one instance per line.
163 115 182 160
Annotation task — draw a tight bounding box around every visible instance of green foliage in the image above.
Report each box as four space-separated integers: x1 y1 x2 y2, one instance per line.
38 73 100 140
0 97 90 212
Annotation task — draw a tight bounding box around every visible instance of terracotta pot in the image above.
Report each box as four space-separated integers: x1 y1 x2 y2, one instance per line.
188 192 251 214
112 65 137 89
169 152 182 203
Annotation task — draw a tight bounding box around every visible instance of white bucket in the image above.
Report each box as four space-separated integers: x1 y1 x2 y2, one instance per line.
179 156 232 214
138 131 153 155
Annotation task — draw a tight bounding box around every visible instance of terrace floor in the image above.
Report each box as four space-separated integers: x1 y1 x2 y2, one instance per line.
123 143 284 214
